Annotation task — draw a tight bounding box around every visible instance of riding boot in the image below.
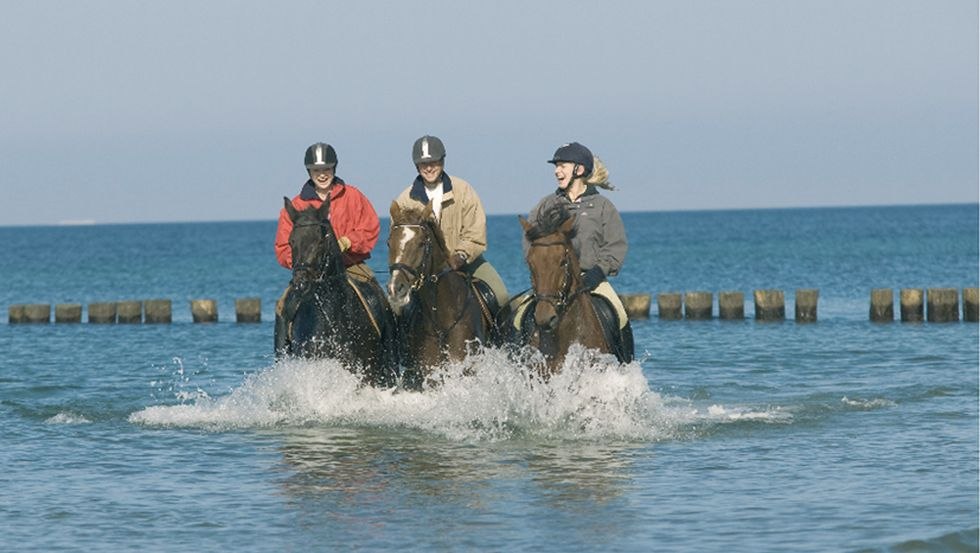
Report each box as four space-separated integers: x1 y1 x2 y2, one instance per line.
618 322 635 363
273 284 297 359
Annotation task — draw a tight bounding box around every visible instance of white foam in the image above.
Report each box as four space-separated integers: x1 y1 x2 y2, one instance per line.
129 346 796 441
130 346 676 440
46 412 91 425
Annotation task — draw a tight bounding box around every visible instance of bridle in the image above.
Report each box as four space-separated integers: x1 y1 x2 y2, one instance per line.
527 237 588 316
290 219 346 289
389 221 476 340
388 222 455 291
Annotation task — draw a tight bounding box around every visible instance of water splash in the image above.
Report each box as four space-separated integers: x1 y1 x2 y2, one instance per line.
129 346 794 442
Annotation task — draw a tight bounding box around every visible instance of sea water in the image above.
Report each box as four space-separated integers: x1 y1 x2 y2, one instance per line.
0 204 977 552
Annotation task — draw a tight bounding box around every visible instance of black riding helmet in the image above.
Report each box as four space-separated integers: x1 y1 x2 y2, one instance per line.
547 142 593 177
412 135 446 165
305 142 337 169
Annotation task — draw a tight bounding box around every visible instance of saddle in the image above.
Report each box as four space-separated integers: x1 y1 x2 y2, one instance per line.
469 278 500 334
347 277 395 339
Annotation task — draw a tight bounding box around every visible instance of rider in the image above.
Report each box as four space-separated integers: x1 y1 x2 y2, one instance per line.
275 142 390 353
275 142 380 281
524 141 633 360
391 135 510 326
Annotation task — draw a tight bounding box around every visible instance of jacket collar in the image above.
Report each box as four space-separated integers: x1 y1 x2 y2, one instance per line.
409 172 452 204
554 184 599 201
300 177 346 201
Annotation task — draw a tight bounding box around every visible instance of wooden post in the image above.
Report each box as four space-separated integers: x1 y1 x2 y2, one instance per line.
117 301 142 324
718 291 744 320
619 293 651 320
235 297 262 323
144 299 172 324
8 304 26 324
88 302 117 324
900 289 923 322
869 288 893 322
795 289 819 322
657 292 682 320
684 291 712 320
926 288 959 323
191 299 218 323
55 303 82 323
964 288 979 323
754 289 785 321
23 304 51 323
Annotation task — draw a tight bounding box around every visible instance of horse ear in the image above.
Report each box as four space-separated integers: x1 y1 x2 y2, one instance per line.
318 195 331 220
559 215 576 234
422 201 436 221
390 201 402 223
284 197 299 221
519 215 532 232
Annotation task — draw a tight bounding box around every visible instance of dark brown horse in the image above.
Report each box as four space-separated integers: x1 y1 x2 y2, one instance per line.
519 207 624 375
276 196 398 388
387 202 488 388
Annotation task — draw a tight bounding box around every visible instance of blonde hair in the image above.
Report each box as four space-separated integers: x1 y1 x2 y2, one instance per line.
586 156 616 190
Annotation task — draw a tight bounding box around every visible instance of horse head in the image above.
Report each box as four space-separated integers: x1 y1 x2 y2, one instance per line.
387 201 446 312
521 205 581 331
284 196 344 295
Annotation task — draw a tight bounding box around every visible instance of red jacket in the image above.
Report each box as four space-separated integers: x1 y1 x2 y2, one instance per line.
275 178 380 269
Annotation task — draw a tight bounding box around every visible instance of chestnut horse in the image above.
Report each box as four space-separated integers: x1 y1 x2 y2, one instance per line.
387 202 489 388
519 206 626 375
276 196 398 388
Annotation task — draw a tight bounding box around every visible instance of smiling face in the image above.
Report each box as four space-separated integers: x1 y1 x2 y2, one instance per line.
553 161 583 189
308 166 335 191
416 160 444 186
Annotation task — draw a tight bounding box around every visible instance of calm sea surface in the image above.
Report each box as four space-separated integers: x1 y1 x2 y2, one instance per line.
1 204 977 552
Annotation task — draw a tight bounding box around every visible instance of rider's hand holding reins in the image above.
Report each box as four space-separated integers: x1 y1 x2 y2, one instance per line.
581 266 605 291
448 252 468 271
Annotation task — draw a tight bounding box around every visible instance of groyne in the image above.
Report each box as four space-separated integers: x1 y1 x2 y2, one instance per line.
7 288 978 324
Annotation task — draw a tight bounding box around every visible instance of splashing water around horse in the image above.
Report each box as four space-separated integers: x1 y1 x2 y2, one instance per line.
275 197 398 388
387 202 489 389
519 206 629 376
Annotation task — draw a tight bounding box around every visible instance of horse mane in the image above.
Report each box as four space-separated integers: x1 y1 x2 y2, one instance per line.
525 204 574 241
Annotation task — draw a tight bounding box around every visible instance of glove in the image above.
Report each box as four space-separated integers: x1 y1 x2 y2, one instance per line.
448 252 468 271
581 266 605 290
337 236 352 252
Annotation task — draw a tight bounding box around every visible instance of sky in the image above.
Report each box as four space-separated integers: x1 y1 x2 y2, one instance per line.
1 0 976 225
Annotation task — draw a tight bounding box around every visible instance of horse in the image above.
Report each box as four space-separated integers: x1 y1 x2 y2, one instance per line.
518 206 632 375
387 201 490 388
275 196 398 388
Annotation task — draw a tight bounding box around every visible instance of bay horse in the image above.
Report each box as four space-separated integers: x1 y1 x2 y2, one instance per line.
387 202 489 389
519 205 631 376
276 196 398 388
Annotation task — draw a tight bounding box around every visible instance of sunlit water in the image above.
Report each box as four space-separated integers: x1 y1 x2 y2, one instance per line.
1 205 977 552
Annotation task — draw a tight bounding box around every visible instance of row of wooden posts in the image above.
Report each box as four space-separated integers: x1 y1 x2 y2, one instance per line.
7 288 979 324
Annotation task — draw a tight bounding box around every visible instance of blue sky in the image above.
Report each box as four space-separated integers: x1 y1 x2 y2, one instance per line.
1 0 976 225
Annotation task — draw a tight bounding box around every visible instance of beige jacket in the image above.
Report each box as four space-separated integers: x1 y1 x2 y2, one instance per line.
392 173 487 261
